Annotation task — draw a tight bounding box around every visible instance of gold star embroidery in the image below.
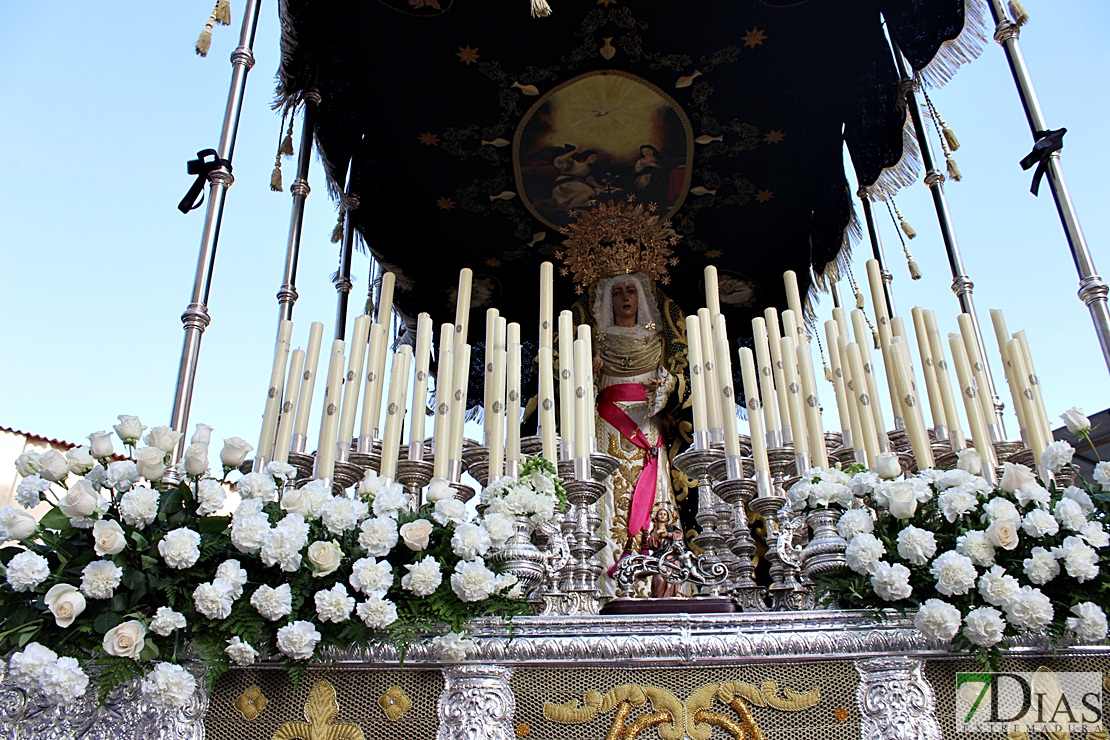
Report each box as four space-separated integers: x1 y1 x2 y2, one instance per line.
436 197 456 210
756 190 774 203
485 257 501 267
456 46 480 64
742 28 767 48
763 130 785 144
417 132 439 146
705 249 722 258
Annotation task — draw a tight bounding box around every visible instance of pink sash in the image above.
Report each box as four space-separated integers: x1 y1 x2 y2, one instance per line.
596 383 662 539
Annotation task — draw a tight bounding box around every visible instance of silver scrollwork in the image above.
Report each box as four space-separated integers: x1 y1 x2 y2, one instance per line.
855 656 942 740
437 665 516 740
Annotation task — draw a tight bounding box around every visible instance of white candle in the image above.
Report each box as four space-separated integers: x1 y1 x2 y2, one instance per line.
538 346 557 461
314 339 346 480
483 308 500 444
487 348 507 480
432 324 455 478
739 348 770 475
1014 331 1052 443
273 349 305 464
449 343 472 464
1008 338 1047 462
824 320 854 446
925 310 965 449
454 268 473 345
957 313 998 430
877 320 905 425
780 310 808 445
712 315 741 460
836 334 865 458
846 342 880 467
539 262 554 349
832 306 850 339
704 265 721 317
258 319 294 463
891 336 934 470
686 314 708 435
698 308 722 438
796 340 828 468
751 317 782 439
989 309 1029 438
379 346 412 480
949 334 993 466
507 331 522 469
911 307 947 434
573 337 592 461
359 323 387 442
780 335 809 460
851 309 888 449
783 270 808 343
865 260 890 329
408 313 434 460
765 308 792 441
338 314 371 454
557 311 576 460
376 271 396 329
293 322 324 446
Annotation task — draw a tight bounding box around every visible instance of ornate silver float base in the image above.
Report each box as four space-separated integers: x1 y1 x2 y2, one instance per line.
855 656 942 740
436 665 515 740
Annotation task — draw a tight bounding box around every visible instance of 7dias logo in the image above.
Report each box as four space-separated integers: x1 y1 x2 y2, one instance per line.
956 671 1104 733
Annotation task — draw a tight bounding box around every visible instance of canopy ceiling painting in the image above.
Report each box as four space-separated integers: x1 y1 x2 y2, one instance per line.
277 0 983 335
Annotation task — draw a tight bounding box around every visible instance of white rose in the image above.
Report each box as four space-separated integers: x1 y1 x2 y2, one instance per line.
400 519 433 551
359 469 386 497
956 448 983 475
144 426 183 454
87 431 115 460
265 461 297 481
1067 602 1108 642
1060 407 1091 435
985 519 1019 551
896 525 937 565
0 506 38 541
14 450 42 477
159 528 202 569
250 583 294 621
183 443 209 477
56 480 98 518
307 540 343 577
103 621 146 660
962 607 1005 647
190 423 213 446
220 437 254 468
134 447 166 482
874 452 902 480
915 599 962 643
314 583 356 623
885 481 918 520
930 550 977 596
92 519 126 556
225 636 259 666
5 551 50 592
37 449 69 483
113 415 146 445
275 620 321 660
149 606 187 636
999 462 1036 493
426 477 454 502
66 446 95 476
43 584 86 628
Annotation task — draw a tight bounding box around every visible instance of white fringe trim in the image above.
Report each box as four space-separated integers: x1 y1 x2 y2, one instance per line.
915 0 990 90
865 110 922 202
810 192 862 323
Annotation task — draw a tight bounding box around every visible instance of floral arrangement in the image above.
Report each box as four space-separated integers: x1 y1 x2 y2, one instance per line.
815 426 1110 668
480 455 567 524
0 416 562 709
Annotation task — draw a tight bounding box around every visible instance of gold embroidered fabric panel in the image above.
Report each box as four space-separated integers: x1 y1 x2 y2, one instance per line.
205 668 442 740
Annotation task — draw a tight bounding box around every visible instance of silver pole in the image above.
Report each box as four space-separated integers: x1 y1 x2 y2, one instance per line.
169 0 262 459
893 47 1007 441
858 190 897 318
333 184 360 340
276 88 320 322
988 2 1110 373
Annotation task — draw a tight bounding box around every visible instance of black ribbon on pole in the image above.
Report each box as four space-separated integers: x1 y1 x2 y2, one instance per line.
178 149 232 214
1019 128 1066 196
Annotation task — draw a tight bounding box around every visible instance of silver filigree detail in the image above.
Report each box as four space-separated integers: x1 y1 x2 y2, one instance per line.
855 656 941 740
436 665 515 740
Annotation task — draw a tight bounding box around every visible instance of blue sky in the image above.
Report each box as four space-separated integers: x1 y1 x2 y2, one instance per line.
1 2 1107 457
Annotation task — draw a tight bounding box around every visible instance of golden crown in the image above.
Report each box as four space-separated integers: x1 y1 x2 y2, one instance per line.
555 197 680 293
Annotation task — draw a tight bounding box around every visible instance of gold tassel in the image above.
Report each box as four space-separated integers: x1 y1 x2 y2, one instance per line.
942 125 960 152
855 291 865 310
893 202 916 240
530 0 552 17
331 212 345 243
908 257 922 280
872 330 880 351
1009 0 1029 26
214 0 231 25
270 157 283 192
946 156 962 182
280 113 295 157
195 21 214 57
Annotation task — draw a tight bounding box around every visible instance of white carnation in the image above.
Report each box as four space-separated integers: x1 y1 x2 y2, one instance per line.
963 607 1005 647
140 662 196 710
350 557 393 596
1053 498 1087 532
1067 602 1109 642
1079 521 1109 548
984 498 1021 527
5 551 50 592
1004 585 1053 631
431 631 475 662
896 526 937 565
938 488 978 523
276 620 321 660
1062 486 1095 513
451 522 493 560
37 655 89 703
401 554 442 596
15 475 51 508
237 472 278 502
371 483 410 518
850 471 881 498
977 565 1021 607
1095 461 1110 489
433 498 468 526
314 583 355 623
224 636 258 666
1053 536 1099 583
196 478 227 516
8 643 57 685
231 513 270 554
870 561 912 601
260 514 310 572
1021 508 1059 539
1040 440 1074 473
836 508 874 540
80 560 123 599
119 487 159 529
450 558 499 602
930 550 977 596
322 496 368 535
358 516 400 556
955 530 996 568
936 468 976 491
356 596 399 629
280 480 330 519
193 580 235 620
105 460 139 492
250 583 293 621
264 461 297 481
214 559 249 598
914 599 962 642
1014 482 1050 509
482 512 515 548
159 528 202 569
1022 546 1060 585
845 532 885 575
149 607 187 636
